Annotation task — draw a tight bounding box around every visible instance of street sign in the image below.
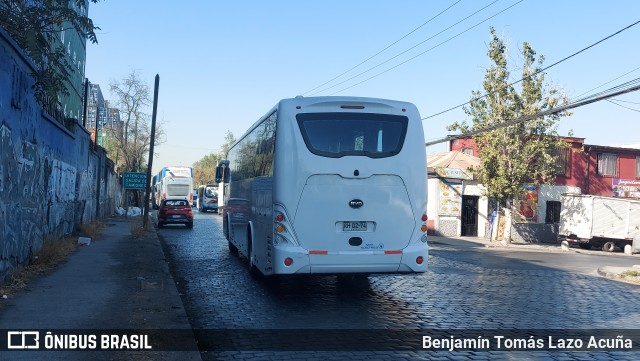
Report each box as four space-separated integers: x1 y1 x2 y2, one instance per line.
123 172 148 189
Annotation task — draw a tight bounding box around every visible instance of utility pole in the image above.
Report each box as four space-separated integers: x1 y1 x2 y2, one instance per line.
143 74 160 230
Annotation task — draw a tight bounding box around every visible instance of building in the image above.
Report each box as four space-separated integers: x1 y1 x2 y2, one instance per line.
52 0 91 123
435 136 640 242
426 151 490 238
86 83 121 146
2 0 91 126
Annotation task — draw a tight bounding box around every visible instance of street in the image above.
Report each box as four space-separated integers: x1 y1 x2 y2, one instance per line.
158 211 640 360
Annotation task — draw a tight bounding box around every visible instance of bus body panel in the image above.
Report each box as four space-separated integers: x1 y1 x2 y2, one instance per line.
294 174 415 252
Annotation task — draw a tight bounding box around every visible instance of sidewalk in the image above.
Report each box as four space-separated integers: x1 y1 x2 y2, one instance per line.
0 216 201 360
433 235 640 283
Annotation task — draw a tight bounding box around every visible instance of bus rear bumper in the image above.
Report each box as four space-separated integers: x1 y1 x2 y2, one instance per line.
272 244 428 274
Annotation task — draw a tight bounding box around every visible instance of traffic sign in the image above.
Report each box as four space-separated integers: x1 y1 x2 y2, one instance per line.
123 172 148 189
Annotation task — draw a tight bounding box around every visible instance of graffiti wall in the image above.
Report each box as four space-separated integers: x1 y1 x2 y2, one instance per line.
0 27 120 279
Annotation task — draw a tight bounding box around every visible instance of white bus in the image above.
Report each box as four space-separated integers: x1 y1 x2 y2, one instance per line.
197 184 219 213
156 166 194 206
216 96 428 277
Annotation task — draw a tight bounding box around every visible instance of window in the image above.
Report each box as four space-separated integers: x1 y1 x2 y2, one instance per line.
637 155 640 178
461 147 474 156
228 111 276 182
545 201 561 224
297 112 408 158
597 153 618 176
552 147 570 176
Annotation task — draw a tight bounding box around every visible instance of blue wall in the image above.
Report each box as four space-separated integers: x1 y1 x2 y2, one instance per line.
0 27 120 279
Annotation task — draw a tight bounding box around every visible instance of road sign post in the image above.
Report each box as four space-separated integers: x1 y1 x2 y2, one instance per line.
123 172 148 219
123 172 147 189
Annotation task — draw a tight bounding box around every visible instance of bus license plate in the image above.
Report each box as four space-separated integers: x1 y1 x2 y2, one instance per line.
343 221 367 232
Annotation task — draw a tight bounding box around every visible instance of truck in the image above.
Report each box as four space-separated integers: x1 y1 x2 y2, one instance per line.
558 194 640 252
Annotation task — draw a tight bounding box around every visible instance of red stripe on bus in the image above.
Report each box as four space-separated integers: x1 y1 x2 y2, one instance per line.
384 250 402 254
309 250 328 255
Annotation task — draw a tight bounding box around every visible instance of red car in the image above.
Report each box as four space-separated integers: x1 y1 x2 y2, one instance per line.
158 199 193 229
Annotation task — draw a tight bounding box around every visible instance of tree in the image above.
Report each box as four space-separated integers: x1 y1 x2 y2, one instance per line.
104 71 165 206
447 27 571 238
0 0 100 106
192 131 236 186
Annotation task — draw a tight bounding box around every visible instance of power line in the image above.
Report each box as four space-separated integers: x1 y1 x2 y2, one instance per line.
608 98 640 105
324 0 524 96
422 19 640 120
308 0 505 96
302 0 464 96
424 78 640 146
572 65 640 100
607 99 640 113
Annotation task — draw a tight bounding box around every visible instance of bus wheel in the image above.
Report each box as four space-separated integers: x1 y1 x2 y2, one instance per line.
602 241 616 252
247 230 260 277
223 218 229 240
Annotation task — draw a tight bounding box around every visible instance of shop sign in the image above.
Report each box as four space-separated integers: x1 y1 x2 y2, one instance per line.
612 178 640 198
438 180 463 216
435 167 472 180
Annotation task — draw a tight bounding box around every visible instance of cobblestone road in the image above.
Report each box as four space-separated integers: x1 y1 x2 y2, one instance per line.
158 212 640 360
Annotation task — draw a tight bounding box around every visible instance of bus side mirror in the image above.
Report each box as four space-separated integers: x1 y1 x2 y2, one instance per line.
215 166 223 183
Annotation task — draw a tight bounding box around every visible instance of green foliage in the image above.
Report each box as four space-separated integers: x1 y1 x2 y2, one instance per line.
193 131 236 186
0 0 101 105
448 27 571 206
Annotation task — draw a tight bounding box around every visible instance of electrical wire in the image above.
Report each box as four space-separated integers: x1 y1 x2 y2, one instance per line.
302 0 465 96
424 78 640 146
607 99 640 113
324 0 524 96
308 0 505 96
422 19 640 120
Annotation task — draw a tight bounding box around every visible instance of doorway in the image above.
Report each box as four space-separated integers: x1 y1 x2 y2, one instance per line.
461 195 479 237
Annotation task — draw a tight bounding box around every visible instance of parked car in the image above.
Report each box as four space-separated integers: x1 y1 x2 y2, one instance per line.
192 189 198 207
158 199 193 229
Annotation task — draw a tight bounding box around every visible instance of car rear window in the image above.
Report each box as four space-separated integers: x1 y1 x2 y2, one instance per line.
165 200 188 206
297 112 408 158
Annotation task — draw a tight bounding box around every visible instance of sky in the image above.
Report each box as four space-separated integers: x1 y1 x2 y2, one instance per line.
84 0 640 176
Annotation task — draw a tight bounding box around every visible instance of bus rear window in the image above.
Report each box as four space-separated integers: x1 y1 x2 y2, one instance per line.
297 112 408 158
167 184 190 197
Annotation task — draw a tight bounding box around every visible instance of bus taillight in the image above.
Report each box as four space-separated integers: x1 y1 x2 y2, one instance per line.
276 224 285 233
284 257 293 266
420 213 428 232
276 213 284 222
416 256 424 265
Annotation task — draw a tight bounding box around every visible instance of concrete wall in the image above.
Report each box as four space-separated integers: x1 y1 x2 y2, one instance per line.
0 27 120 279
509 185 581 244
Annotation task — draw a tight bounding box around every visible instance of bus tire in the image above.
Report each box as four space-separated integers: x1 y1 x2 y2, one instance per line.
223 216 229 240
247 227 260 277
602 241 616 252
